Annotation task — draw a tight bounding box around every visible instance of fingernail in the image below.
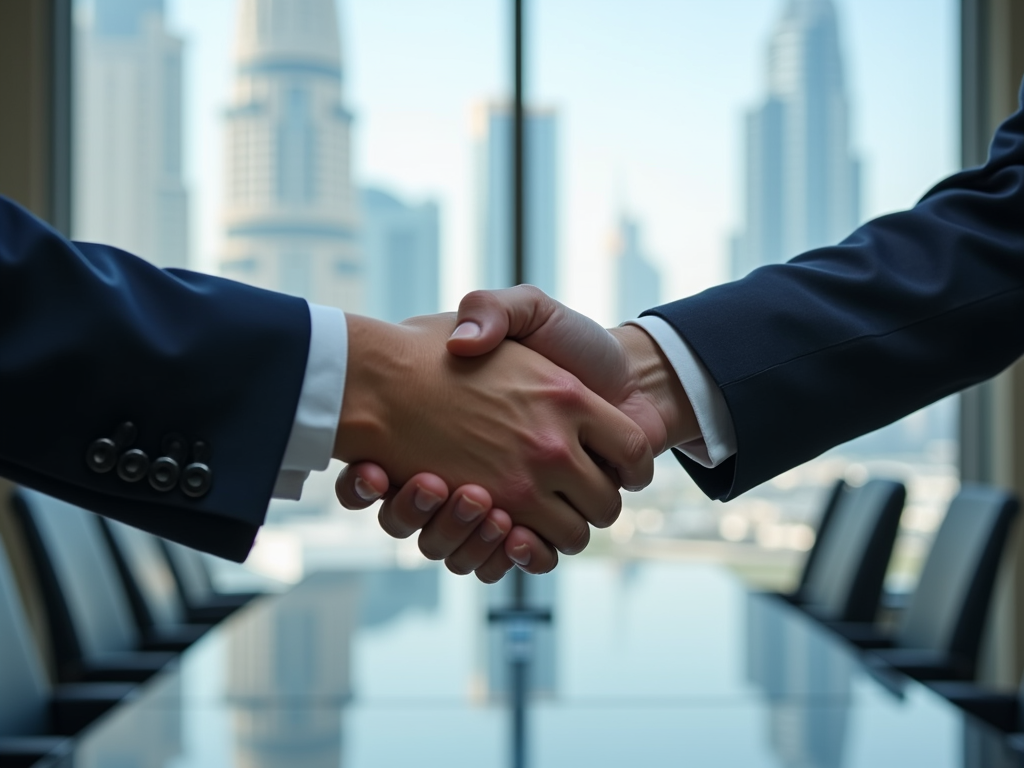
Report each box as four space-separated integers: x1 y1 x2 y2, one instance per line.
509 543 531 567
479 519 503 543
450 321 481 340
414 487 443 513
454 496 485 523
354 477 381 501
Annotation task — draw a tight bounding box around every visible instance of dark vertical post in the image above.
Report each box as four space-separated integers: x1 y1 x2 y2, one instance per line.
510 8 529 768
50 0 73 237
513 0 526 289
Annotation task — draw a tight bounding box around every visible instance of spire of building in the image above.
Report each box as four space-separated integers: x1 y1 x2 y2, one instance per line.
221 0 361 310
732 0 859 279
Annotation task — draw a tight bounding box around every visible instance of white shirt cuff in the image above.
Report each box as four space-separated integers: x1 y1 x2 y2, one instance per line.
272 304 348 500
625 316 737 469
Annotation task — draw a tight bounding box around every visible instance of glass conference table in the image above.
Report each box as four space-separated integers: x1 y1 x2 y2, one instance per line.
49 561 1024 767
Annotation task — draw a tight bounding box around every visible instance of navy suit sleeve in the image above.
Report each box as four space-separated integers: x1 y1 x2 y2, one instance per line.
0 197 311 561
644 80 1024 502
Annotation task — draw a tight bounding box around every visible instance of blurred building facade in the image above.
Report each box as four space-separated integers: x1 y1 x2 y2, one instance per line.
360 188 440 323
74 0 189 268
612 215 662 322
731 0 860 279
473 104 558 296
220 0 362 310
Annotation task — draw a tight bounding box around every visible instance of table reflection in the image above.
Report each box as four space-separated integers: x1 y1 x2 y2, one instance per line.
64 561 1024 768
746 591 855 768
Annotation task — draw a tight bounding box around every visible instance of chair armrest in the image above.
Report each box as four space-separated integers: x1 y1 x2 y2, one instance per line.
80 651 177 682
141 623 211 652
185 604 236 624
185 593 259 623
928 681 1020 732
868 648 974 681
0 736 71 768
825 622 894 648
51 682 136 735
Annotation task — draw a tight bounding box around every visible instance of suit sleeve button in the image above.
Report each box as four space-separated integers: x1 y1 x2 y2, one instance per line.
181 463 212 498
117 449 150 483
86 439 118 473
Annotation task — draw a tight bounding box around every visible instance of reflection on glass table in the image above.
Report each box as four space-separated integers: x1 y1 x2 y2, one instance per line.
64 562 1024 768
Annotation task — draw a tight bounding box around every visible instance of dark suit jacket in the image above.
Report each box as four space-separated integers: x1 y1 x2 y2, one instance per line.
0 197 310 561
646 79 1024 502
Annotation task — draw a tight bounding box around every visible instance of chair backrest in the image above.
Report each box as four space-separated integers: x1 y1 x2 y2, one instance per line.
160 539 216 609
796 479 847 594
0 534 51 737
100 518 188 630
898 485 1018 663
799 478 906 622
15 490 141 667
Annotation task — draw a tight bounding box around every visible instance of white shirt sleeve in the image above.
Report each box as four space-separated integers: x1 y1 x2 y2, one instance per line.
272 303 348 500
625 316 738 468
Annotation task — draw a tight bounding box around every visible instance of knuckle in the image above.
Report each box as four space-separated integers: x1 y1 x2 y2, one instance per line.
546 373 585 408
459 289 496 315
501 471 540 511
528 430 575 468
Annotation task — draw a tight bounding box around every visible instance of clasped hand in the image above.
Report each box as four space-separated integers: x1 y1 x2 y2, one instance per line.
332 286 695 582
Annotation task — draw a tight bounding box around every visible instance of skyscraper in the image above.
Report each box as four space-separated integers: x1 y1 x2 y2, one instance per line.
360 188 440 323
732 0 860 279
74 0 189 268
613 215 662 322
220 0 361 310
473 103 558 297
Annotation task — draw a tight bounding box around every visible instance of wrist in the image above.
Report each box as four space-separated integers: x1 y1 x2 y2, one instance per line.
608 325 700 452
333 314 409 463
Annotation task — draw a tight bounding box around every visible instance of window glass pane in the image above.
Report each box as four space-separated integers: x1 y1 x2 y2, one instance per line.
72 0 504 576
534 0 960 590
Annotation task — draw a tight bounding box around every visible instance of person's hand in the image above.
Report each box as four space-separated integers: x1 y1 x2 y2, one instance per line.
337 287 698 576
335 466 557 582
446 285 698 456
332 311 655 561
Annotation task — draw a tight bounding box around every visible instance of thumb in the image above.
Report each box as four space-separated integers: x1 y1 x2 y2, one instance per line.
447 285 559 357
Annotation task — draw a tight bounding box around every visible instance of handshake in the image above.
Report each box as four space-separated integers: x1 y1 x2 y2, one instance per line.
329 285 699 583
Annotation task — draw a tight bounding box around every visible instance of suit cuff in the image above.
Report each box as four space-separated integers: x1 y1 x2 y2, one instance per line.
272 304 348 500
625 316 737 468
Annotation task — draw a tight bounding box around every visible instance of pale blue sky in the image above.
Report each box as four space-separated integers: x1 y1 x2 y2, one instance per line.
165 0 957 323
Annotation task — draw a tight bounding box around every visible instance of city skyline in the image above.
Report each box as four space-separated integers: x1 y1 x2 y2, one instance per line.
731 0 860 279
165 0 955 325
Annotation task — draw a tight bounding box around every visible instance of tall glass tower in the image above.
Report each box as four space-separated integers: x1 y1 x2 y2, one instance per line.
220 0 361 310
74 0 189 268
732 0 860 279
473 103 558 297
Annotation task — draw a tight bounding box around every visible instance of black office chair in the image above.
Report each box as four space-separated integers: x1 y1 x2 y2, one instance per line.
160 538 259 623
787 478 906 623
835 484 1019 681
13 490 180 683
793 478 848 595
0 533 133 768
99 518 213 644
